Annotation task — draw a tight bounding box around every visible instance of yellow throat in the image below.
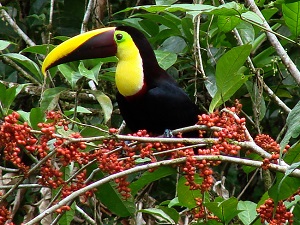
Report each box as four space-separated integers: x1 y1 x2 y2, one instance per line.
115 31 144 97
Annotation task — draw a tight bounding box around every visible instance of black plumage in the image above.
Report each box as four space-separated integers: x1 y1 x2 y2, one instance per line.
115 26 200 135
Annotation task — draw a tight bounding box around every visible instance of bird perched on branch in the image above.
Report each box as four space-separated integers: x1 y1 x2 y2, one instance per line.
42 26 200 136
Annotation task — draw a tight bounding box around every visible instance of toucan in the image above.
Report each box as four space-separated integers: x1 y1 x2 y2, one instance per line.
42 26 201 136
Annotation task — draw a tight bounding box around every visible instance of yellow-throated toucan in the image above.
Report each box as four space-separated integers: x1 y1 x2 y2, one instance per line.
42 26 200 135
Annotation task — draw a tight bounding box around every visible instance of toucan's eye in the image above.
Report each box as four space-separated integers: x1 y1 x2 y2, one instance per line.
116 33 123 41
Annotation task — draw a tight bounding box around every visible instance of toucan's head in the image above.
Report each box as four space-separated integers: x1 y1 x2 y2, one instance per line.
42 26 159 97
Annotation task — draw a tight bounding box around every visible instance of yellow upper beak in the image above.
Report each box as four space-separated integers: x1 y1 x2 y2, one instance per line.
42 27 117 75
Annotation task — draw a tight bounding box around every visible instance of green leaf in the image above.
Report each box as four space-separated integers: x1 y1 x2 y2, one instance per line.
40 87 67 111
282 1 300 37
242 153 262 174
0 40 12 50
2 53 43 83
78 62 98 84
29 108 45 130
218 16 241 33
280 101 300 150
241 11 264 26
0 83 25 114
168 197 180 208
58 202 75 225
177 175 202 209
204 197 241 224
158 206 180 223
130 166 177 196
268 173 300 201
155 0 177 5
284 141 300 164
139 208 175 223
95 171 136 217
209 45 252 112
21 44 55 55
236 21 255 44
89 90 113 123
154 50 177 70
58 64 82 89
134 14 180 34
237 201 257 225
64 106 92 116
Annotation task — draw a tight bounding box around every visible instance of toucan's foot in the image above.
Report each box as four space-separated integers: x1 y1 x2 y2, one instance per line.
163 129 173 138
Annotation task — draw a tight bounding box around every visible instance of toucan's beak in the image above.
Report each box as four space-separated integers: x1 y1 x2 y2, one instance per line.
42 27 117 75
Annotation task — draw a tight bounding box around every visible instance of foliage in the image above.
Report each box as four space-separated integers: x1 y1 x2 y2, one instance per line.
0 0 300 224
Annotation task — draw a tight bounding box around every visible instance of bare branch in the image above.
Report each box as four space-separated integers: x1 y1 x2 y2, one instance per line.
0 3 35 46
245 0 300 85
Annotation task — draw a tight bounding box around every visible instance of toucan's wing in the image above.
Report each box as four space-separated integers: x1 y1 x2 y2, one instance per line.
117 80 200 135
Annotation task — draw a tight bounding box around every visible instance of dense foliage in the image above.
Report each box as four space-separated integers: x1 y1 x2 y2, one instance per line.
0 0 300 224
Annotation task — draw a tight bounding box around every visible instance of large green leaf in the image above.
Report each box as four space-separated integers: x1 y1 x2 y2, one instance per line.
209 44 251 112
0 40 12 51
237 201 257 225
58 202 75 225
29 108 45 130
130 166 177 196
58 64 82 89
78 62 98 84
89 90 113 124
204 197 241 224
0 83 25 114
139 208 175 223
280 101 300 149
284 141 300 164
21 44 55 55
282 1 300 37
2 53 43 83
269 173 300 201
40 87 67 111
154 50 177 70
177 175 202 209
119 2 246 17
218 16 241 33
95 171 136 217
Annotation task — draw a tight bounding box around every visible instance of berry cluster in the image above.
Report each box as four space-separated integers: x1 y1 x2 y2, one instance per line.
61 170 94 202
257 198 293 224
254 134 290 169
0 206 12 225
0 112 37 174
96 138 134 199
39 159 65 189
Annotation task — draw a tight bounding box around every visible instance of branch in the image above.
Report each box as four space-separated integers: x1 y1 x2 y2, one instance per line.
24 155 300 225
0 3 35 47
244 0 300 85
81 0 95 33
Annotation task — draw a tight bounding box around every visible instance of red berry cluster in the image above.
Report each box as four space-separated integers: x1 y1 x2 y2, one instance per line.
96 138 134 199
0 206 12 225
39 159 64 189
193 198 218 220
257 198 293 224
55 133 87 166
254 134 290 169
55 205 71 214
0 112 37 174
61 170 94 202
